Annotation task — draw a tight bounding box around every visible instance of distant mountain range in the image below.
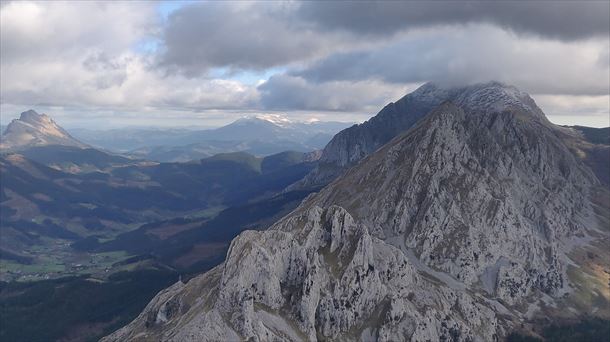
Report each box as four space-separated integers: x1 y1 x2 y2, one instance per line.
69 115 353 162
0 110 327 277
0 149 318 271
0 111 347 171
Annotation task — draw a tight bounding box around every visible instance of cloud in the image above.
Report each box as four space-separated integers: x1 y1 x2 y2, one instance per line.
0 1 155 63
294 26 610 96
0 1 152 107
0 51 259 111
258 74 414 113
157 1 610 76
298 1 610 41
0 1 260 116
154 1 609 103
538 95 610 127
536 94 610 117
1 1 608 127
158 2 349 76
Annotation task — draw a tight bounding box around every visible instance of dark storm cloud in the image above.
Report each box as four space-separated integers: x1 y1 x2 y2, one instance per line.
258 75 362 111
158 1 609 76
158 2 341 76
258 74 410 112
298 1 610 41
292 26 610 96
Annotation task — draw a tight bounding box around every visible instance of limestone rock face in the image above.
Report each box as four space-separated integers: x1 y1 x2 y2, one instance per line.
0 110 87 150
103 83 609 341
311 101 599 304
104 207 501 342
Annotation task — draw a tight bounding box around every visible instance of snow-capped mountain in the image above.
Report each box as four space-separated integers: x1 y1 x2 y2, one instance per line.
210 115 352 144
250 114 294 127
103 83 609 341
0 110 87 151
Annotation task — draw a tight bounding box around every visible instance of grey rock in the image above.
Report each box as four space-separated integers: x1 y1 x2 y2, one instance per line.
104 83 609 341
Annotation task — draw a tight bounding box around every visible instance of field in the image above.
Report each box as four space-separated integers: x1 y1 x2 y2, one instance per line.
0 236 130 282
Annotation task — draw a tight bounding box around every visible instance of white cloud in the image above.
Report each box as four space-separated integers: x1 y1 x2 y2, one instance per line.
1 52 260 110
536 94 610 127
0 1 608 128
0 1 260 120
0 1 154 63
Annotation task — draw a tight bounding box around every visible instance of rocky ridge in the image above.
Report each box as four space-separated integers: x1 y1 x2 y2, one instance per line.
0 110 87 150
295 81 545 189
104 83 609 341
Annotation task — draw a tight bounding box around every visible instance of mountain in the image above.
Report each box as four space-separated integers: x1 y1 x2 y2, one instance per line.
128 139 319 163
0 110 144 173
294 82 545 188
128 116 349 162
69 127 207 152
199 115 350 143
70 116 352 162
104 83 609 341
0 110 87 150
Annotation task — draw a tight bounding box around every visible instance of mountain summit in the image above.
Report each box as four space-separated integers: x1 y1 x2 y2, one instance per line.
0 110 87 150
296 81 547 188
104 83 609 341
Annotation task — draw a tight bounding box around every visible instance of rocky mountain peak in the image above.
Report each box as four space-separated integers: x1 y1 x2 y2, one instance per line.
18 109 50 124
452 82 541 116
1 110 86 151
394 81 544 125
294 81 545 189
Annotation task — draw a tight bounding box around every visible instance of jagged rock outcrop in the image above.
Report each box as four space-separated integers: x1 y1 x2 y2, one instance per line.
104 83 609 341
312 100 598 303
104 206 502 342
0 110 87 150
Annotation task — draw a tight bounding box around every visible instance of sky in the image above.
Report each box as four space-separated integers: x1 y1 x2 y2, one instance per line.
0 1 609 128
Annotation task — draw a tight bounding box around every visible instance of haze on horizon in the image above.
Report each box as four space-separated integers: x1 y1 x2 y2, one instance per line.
1 1 609 128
